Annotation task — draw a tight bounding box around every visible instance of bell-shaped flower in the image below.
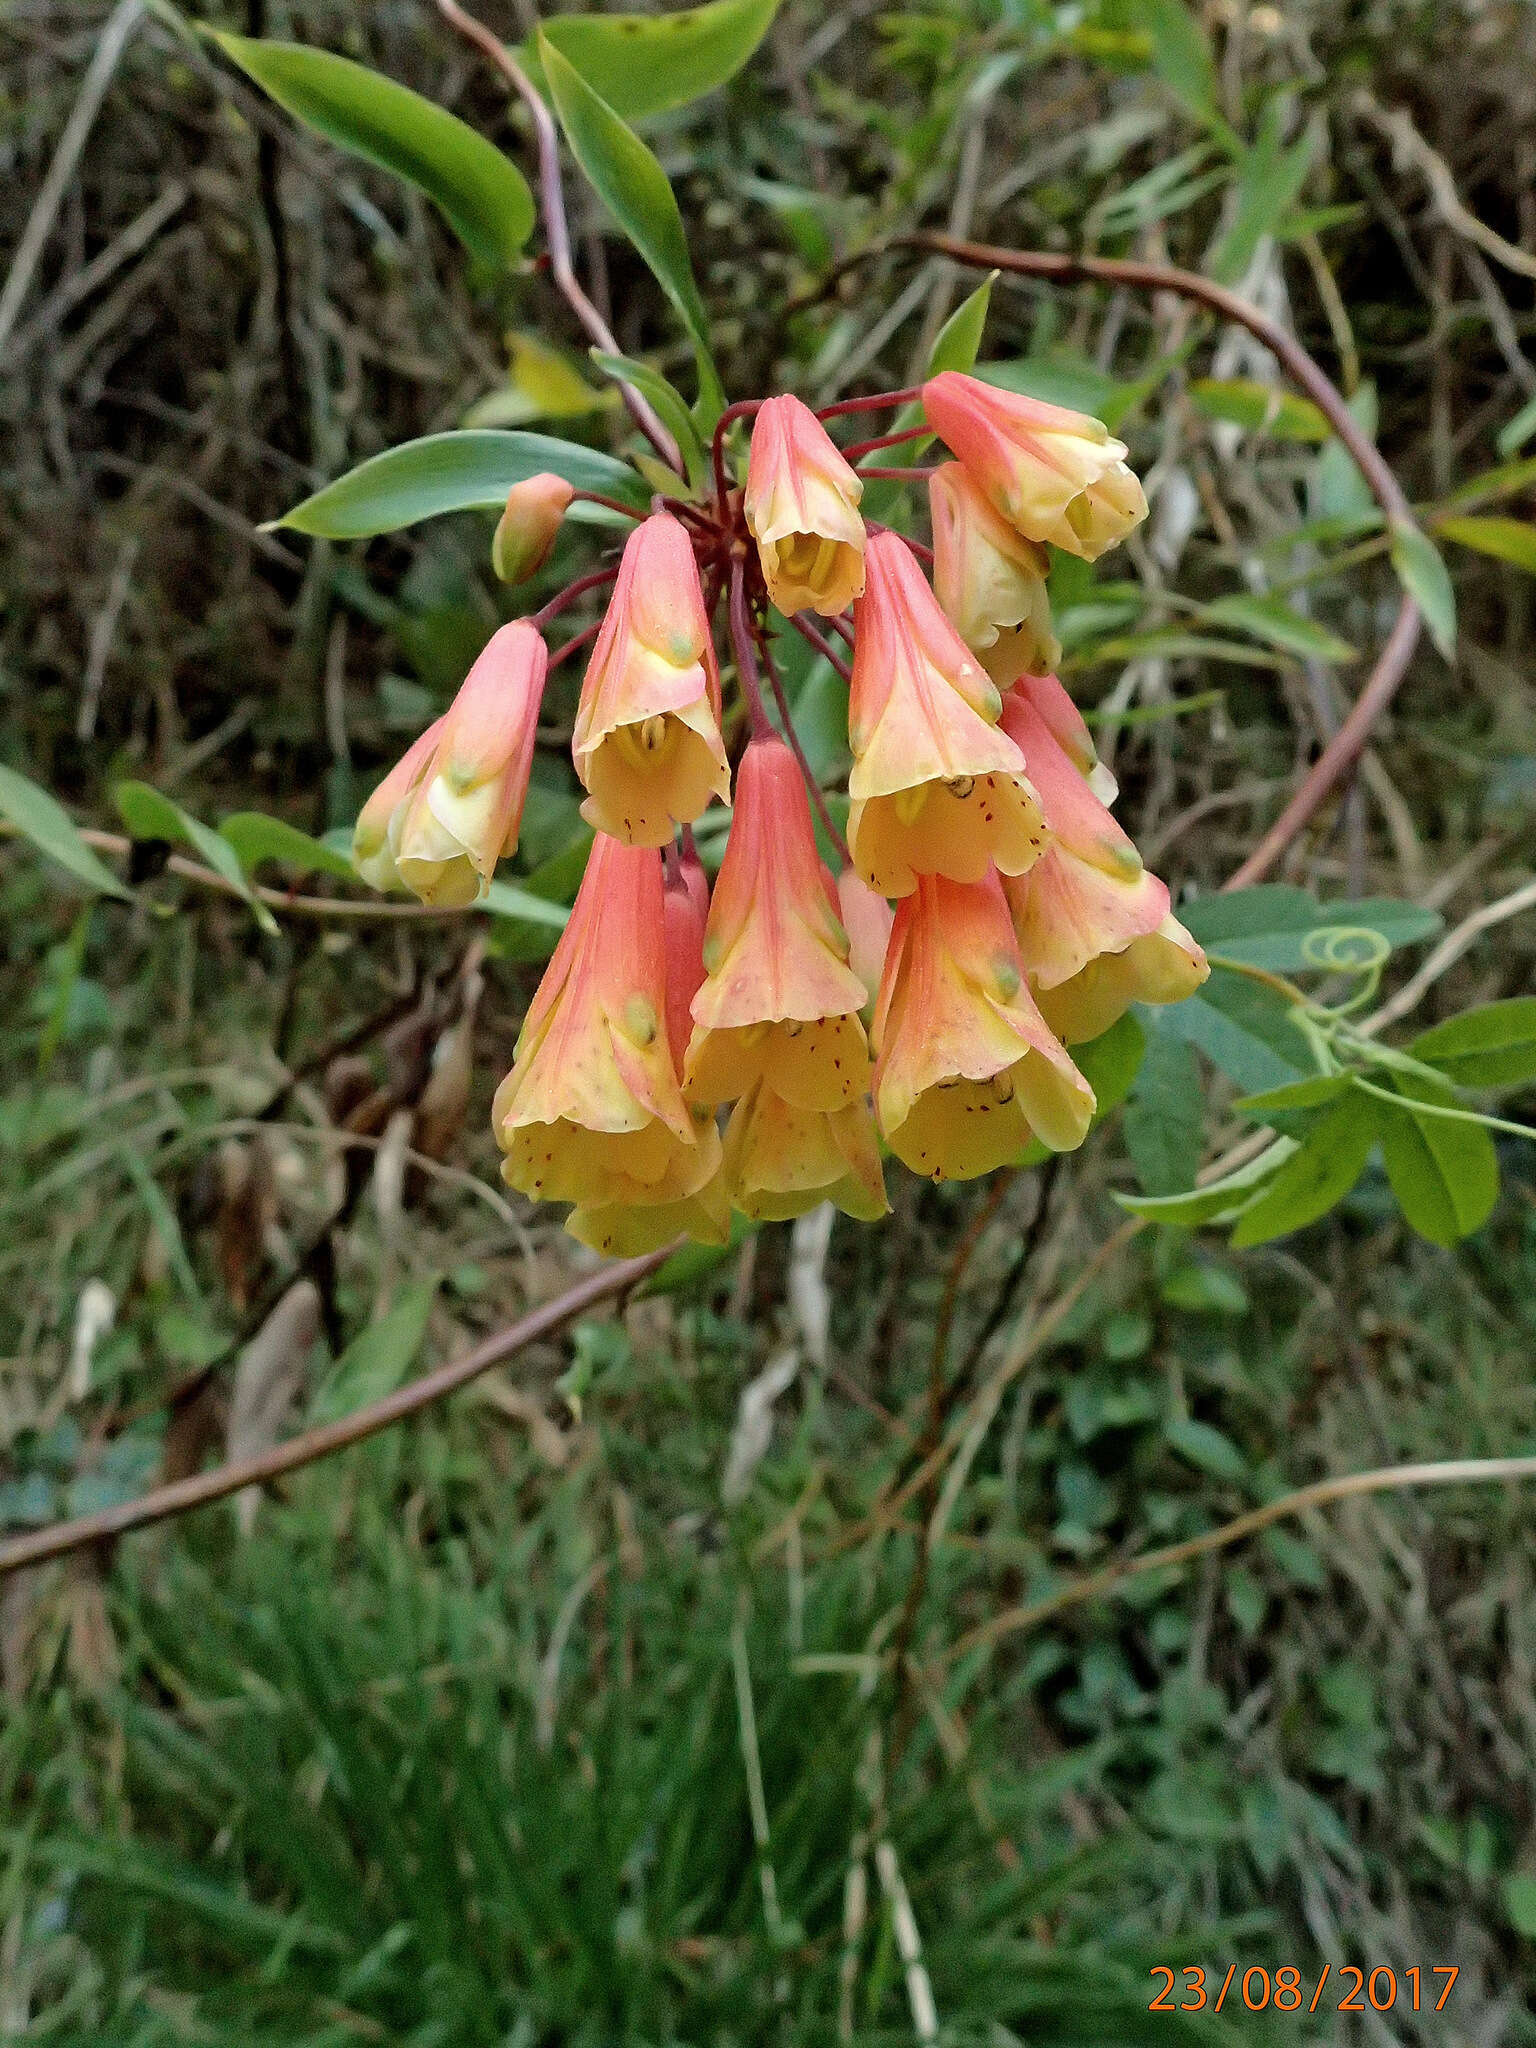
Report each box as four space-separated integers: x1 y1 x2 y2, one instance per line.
998 685 1206 1041
685 737 871 1112
573 512 730 847
492 473 574 585
494 833 720 1211
930 462 1060 685
847 533 1045 896
744 394 866 616
923 372 1147 561
873 871 1094 1182
1009 668 1118 804
836 866 894 1013
722 1079 887 1222
353 620 545 907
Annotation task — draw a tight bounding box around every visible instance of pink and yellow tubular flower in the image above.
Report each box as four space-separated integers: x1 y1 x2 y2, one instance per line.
722 1081 887 1222
998 685 1207 1043
743 394 866 616
572 512 730 847
930 462 1060 686
836 865 894 1013
493 833 721 1222
873 871 1095 1182
353 619 545 907
846 532 1045 896
492 472 575 585
566 848 730 1257
922 371 1147 561
684 736 872 1112
1009 667 1118 804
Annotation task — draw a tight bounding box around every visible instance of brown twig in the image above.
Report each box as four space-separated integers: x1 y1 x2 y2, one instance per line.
0 1242 678 1577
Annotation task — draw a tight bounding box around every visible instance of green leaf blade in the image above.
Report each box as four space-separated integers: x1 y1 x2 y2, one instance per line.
274 430 648 539
539 0 779 121
219 813 357 882
1435 514 1536 575
311 1281 438 1426
0 763 130 899
1376 1075 1499 1247
210 34 534 272
1389 520 1457 660
1229 1091 1379 1246
1410 998 1536 1089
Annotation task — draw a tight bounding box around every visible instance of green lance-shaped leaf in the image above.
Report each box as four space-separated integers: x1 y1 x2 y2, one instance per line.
1189 377 1331 442
1435 514 1536 576
1410 998 1536 1090
1125 1029 1205 1196
1197 593 1354 664
311 1281 438 1425
538 0 780 121
1207 100 1317 285
1136 0 1239 149
1375 1073 1499 1248
114 781 277 934
218 812 357 882
538 33 727 425
1233 1072 1355 1117
209 35 534 274
927 273 995 377
1229 1089 1379 1247
1389 519 1457 661
272 430 649 539
0 763 130 899
589 351 710 491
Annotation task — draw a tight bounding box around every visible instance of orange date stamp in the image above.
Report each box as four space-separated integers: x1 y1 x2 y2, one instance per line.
1149 1964 1459 2016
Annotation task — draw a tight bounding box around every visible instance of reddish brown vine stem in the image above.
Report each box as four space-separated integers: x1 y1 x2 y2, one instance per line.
0 1243 678 1577
901 232 1425 888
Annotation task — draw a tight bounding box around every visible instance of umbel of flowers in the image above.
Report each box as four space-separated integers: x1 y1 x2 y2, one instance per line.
354 373 1208 1254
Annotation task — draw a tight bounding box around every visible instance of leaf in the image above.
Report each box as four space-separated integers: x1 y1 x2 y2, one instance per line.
1434 514 1536 575
1124 1030 1203 1195
927 273 995 377
1198 593 1354 663
274 430 647 539
1115 1135 1299 1227
310 1281 438 1425
1165 1416 1248 1481
1157 967 1310 1095
1234 1073 1353 1117
1208 101 1316 284
218 812 357 882
1497 390 1536 459
1160 1263 1249 1315
1503 1875 1536 1939
1389 520 1457 661
209 34 533 274
1229 1091 1379 1246
589 351 710 490
1376 1074 1499 1248
478 878 572 930
1410 999 1536 1089
539 34 725 422
1189 377 1330 442
637 1211 756 1297
1136 0 1227 136
1073 1010 1147 1120
0 763 130 899
114 782 276 934
538 0 779 121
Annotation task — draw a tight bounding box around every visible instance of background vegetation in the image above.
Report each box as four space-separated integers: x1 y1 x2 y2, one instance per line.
3 0 1536 2040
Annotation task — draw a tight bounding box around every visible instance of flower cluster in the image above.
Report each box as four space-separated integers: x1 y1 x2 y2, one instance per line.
354 373 1208 1254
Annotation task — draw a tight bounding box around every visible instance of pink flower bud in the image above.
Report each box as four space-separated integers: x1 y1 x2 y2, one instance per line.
492 473 575 585
930 462 1060 684
744 395 867 616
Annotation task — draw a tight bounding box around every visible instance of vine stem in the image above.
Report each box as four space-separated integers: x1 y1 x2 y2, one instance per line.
894 231 1424 885
712 397 765 514
548 617 602 670
842 425 930 460
432 0 680 474
758 631 849 864
529 563 618 629
0 1242 678 1577
728 556 776 740
855 465 937 483
789 612 854 686
815 386 923 421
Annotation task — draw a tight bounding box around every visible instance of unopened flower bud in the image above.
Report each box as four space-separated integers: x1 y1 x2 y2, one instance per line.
492 473 575 585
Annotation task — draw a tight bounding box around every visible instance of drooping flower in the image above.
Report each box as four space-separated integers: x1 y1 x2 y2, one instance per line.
1009 668 1118 804
492 472 575 585
744 394 866 616
998 685 1207 1042
836 866 894 1013
493 833 720 1211
684 737 871 1112
353 620 545 907
573 512 730 847
923 371 1147 561
873 870 1094 1181
846 532 1045 896
722 1080 887 1221
930 462 1060 685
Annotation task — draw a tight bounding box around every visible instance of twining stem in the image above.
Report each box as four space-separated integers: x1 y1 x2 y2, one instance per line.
855 465 937 483
529 564 618 630
843 425 930 461
0 1242 679 1577
728 556 776 740
789 612 854 686
432 0 680 474
570 489 644 521
815 386 923 421
890 231 1424 886
759 631 850 864
548 617 602 670
711 397 766 513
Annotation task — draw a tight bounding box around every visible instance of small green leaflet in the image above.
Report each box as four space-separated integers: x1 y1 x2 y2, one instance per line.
1233 1073 1353 1117
218 813 356 882
0 763 130 899
1410 998 1536 1089
311 1281 438 1425
539 35 726 424
538 0 779 122
1165 1415 1249 1482
1229 1089 1378 1246
1374 1073 1499 1249
1179 886 1440 972
1115 1136 1299 1228
1496 390 1536 458
1189 378 1330 442
115 781 276 934
1389 519 1457 661
1207 100 1317 285
273 430 648 539
1198 593 1354 664
928 274 995 377
1156 968 1310 1097
1435 514 1536 576
210 35 534 274
1134 0 1234 146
